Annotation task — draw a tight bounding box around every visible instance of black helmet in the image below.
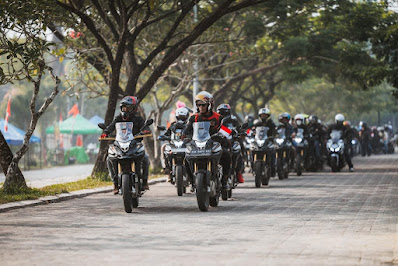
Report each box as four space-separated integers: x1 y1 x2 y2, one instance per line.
216 103 231 117
245 115 254 123
309 115 318 124
120 96 138 119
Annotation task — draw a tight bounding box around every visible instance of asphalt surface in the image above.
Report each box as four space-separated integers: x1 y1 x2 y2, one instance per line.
0 154 397 265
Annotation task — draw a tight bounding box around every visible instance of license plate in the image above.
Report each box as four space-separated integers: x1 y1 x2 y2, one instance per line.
191 149 211 155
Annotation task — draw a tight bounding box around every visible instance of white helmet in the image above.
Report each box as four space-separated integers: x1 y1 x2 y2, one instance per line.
335 113 345 123
175 107 189 123
294 114 304 125
258 108 271 116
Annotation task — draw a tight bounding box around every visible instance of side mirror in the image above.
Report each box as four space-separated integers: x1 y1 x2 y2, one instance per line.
98 123 106 130
145 119 154 127
241 123 249 130
157 125 166 131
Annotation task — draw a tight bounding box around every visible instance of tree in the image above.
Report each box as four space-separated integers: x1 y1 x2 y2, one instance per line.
46 0 264 175
0 0 61 192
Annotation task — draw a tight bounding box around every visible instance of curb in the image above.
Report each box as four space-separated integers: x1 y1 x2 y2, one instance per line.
0 176 168 213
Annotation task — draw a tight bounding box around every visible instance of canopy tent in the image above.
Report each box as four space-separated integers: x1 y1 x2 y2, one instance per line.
45 114 102 135
0 119 41 145
89 115 104 126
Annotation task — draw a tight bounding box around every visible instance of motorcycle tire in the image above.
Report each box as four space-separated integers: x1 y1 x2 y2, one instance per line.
132 182 139 208
176 165 184 196
195 172 209 212
254 161 262 187
122 174 133 213
277 157 284 180
296 154 302 176
221 188 228 201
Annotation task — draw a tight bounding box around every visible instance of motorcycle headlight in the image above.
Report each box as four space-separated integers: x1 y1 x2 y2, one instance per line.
294 137 303 143
174 140 183 148
256 139 265 146
276 138 284 145
351 140 356 145
195 140 207 149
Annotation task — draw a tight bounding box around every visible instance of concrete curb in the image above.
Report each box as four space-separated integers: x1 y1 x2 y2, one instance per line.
0 176 168 213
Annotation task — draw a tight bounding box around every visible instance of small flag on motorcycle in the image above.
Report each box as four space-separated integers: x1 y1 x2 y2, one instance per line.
219 125 232 138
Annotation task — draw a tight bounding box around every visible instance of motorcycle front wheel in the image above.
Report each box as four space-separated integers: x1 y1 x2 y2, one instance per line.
195 172 209 211
254 161 262 187
122 174 133 213
176 165 184 196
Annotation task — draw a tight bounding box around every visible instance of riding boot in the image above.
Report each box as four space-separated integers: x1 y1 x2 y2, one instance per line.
142 179 149 190
113 182 118 195
237 171 244 183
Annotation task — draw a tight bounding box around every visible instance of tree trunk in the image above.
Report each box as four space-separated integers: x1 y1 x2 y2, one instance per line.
0 132 26 192
92 75 119 176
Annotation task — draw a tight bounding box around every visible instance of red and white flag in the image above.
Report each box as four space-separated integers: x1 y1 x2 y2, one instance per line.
4 95 11 132
219 125 232 138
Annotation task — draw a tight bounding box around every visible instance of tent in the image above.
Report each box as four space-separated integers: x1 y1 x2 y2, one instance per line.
45 114 102 135
89 115 104 126
0 119 41 145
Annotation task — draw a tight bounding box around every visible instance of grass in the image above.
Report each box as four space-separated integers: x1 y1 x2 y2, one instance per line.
0 173 166 204
0 178 112 204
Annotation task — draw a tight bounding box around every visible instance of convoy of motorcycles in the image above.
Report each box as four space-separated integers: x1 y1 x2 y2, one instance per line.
98 100 396 213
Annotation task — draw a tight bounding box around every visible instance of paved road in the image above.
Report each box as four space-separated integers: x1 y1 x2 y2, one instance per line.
0 154 397 265
0 164 94 188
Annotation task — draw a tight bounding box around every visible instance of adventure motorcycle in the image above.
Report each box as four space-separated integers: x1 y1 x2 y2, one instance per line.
99 119 153 213
275 128 292 180
250 126 275 187
158 123 189 196
185 122 223 212
293 128 308 176
326 130 346 172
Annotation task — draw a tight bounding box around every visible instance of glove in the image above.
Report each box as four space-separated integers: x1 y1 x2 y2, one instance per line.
101 133 108 138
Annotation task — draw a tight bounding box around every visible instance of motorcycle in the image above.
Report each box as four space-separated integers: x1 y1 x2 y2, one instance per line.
243 129 255 169
293 128 308 176
158 123 189 196
185 122 223 212
99 119 153 213
250 126 275 187
326 130 346 172
275 128 292 180
223 122 246 198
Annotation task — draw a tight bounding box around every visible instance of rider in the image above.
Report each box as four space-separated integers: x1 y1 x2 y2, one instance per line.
308 115 325 168
163 107 190 182
327 114 354 172
217 103 245 183
183 91 232 190
253 108 277 176
277 112 296 169
101 96 151 193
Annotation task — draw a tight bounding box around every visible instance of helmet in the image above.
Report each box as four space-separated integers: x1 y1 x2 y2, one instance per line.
258 108 271 122
335 113 345 124
258 108 271 117
309 115 318 124
245 115 254 123
216 103 231 117
175 107 189 123
278 112 290 124
195 91 214 111
120 96 138 119
294 114 304 126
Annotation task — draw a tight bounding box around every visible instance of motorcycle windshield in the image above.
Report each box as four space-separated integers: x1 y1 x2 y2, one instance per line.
255 127 269 140
277 128 286 139
115 122 134 142
192 122 211 141
171 128 183 140
296 128 304 138
330 130 342 142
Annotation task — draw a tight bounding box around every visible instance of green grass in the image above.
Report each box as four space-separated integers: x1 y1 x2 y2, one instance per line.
0 178 112 204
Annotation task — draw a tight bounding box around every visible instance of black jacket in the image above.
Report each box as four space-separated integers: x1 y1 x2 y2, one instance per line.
253 118 277 137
